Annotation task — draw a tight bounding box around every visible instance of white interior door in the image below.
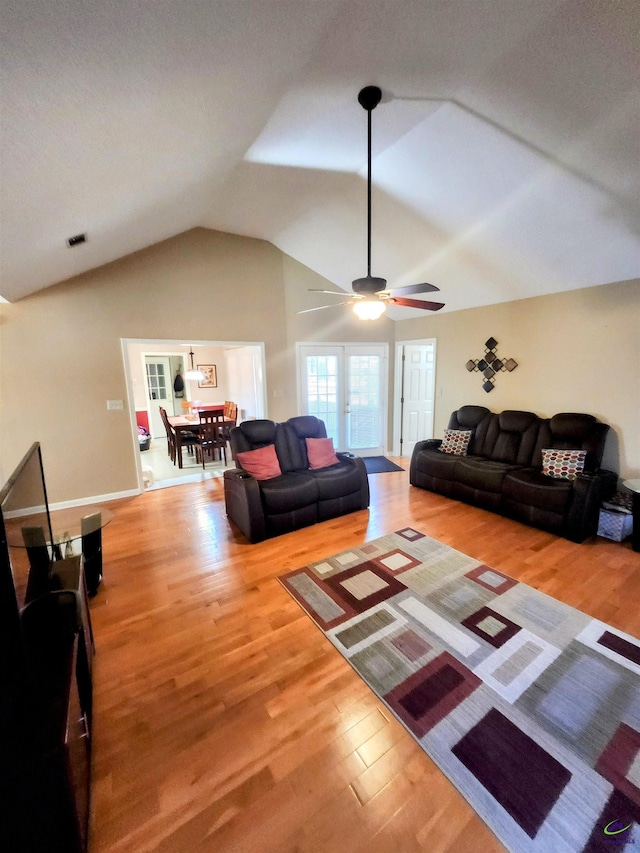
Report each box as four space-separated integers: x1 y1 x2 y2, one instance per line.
145 356 172 438
224 346 265 420
298 344 387 455
395 340 436 457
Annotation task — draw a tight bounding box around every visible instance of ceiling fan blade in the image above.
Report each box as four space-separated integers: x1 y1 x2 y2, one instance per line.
297 301 352 314
386 282 440 297
389 297 445 311
308 289 351 296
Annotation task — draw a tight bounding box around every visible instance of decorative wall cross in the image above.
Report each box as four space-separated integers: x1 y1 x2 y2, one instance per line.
466 337 518 392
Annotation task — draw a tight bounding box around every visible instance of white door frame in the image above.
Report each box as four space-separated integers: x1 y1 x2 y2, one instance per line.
393 338 437 457
121 338 268 493
296 342 388 456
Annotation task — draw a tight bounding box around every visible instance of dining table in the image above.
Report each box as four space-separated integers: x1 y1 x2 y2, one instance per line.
183 403 225 417
168 409 234 468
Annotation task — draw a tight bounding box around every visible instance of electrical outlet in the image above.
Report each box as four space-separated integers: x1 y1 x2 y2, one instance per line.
107 400 124 411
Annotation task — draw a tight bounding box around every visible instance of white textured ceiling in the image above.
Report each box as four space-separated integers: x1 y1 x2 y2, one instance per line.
1 0 639 316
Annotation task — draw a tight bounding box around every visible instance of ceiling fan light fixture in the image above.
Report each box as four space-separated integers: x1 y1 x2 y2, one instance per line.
353 299 386 320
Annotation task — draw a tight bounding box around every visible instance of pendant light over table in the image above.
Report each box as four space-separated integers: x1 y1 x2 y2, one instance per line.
185 347 205 382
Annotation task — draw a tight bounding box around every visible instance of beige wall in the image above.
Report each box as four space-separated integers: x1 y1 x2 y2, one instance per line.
395 279 640 478
281 253 396 433
282 253 396 347
127 342 230 412
0 228 391 502
0 228 293 500
1 228 637 505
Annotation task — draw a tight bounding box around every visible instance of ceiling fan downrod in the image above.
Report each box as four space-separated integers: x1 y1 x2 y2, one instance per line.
353 86 386 296
298 84 444 318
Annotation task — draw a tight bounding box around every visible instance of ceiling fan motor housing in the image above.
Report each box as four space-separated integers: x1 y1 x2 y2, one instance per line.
352 275 387 295
357 86 382 111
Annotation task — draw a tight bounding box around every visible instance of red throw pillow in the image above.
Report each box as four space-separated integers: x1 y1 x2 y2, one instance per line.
236 445 282 480
306 437 340 469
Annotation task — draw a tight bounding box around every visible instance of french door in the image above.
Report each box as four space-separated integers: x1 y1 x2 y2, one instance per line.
298 344 387 456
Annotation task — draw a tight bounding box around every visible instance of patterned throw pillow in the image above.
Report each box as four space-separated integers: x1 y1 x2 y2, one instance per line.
440 429 472 456
541 448 587 480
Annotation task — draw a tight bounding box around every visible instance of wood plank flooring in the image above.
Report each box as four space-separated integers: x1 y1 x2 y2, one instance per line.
88 464 640 852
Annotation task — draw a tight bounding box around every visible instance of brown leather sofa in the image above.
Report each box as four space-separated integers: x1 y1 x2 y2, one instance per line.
224 416 369 542
410 406 617 542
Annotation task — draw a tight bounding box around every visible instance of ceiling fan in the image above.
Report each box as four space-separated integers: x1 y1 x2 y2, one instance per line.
300 85 445 320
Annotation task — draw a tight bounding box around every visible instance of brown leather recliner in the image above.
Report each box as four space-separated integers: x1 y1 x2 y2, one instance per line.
224 416 369 542
410 407 616 542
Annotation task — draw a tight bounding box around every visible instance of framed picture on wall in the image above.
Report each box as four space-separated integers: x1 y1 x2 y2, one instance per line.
197 364 217 388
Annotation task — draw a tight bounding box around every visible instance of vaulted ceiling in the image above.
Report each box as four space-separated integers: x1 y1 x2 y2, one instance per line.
1 0 638 316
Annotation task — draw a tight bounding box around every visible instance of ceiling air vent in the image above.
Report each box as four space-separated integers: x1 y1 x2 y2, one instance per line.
66 233 87 247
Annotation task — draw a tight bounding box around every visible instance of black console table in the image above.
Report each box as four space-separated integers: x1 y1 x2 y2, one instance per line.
7 557 94 852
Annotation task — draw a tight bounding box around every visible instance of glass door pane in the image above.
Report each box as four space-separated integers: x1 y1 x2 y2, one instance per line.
145 362 167 401
347 353 382 450
304 353 340 447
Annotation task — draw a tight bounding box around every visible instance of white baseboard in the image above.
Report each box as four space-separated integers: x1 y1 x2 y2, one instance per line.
48 488 140 512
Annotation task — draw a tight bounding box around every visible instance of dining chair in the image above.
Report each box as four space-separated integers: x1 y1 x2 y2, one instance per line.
221 401 238 444
161 405 199 466
196 411 227 468
159 406 177 462
81 512 103 596
171 411 200 468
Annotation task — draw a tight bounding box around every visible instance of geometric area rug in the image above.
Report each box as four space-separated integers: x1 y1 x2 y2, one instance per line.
278 529 640 853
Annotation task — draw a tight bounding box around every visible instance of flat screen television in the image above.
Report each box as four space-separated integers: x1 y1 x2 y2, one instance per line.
0 443 54 731
0 443 54 610
0 444 64 846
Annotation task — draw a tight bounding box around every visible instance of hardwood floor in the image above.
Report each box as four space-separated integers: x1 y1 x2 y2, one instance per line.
89 465 639 852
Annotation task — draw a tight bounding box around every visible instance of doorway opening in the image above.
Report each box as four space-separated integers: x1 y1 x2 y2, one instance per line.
122 338 267 492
